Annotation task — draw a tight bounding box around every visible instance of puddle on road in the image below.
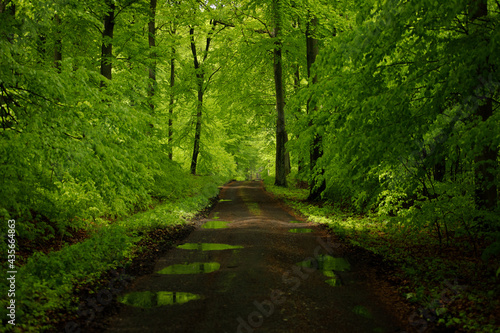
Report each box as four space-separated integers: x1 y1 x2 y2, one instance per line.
297 255 351 272
297 255 350 285
288 228 313 233
177 243 244 251
157 262 220 274
323 270 343 286
352 305 374 319
202 221 231 229
325 278 342 286
220 199 232 202
289 220 306 223
118 291 202 308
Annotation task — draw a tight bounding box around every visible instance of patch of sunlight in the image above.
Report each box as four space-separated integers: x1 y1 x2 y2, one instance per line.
246 202 261 215
202 221 231 229
288 228 313 233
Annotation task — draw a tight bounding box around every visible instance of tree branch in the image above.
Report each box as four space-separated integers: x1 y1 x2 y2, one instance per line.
203 20 217 63
190 27 200 69
204 66 222 92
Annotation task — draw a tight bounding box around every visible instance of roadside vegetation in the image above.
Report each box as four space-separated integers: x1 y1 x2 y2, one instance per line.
0 175 225 333
263 175 500 332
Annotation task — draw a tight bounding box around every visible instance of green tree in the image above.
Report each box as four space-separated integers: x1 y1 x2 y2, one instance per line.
272 0 288 187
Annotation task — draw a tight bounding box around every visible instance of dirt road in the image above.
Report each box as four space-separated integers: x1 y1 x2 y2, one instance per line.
103 181 407 333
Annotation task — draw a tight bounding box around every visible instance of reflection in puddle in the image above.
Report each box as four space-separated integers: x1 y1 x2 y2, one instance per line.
177 243 244 251
220 199 232 202
157 262 220 274
289 220 306 223
288 228 313 233
297 255 350 286
119 291 201 308
202 221 231 229
323 270 343 286
298 255 351 271
325 278 342 286
352 305 373 319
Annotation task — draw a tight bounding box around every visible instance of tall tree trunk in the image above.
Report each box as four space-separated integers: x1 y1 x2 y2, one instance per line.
471 0 498 210
168 43 175 160
100 0 115 86
188 22 216 174
285 134 291 176
273 0 287 187
474 98 497 209
293 64 305 176
147 0 157 111
191 82 203 175
306 15 325 201
54 14 62 73
189 25 212 175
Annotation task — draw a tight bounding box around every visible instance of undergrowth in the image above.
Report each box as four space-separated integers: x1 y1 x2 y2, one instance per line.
0 174 225 332
263 176 500 333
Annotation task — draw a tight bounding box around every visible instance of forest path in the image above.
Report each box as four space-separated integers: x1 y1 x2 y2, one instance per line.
103 181 407 333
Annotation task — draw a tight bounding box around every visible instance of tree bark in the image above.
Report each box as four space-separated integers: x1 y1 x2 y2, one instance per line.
147 0 157 111
189 26 212 175
191 83 203 175
273 0 287 187
100 0 115 86
168 43 175 160
293 65 304 176
470 0 498 210
306 15 325 201
474 98 497 209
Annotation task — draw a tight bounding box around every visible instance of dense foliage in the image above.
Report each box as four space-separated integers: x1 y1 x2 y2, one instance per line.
1 0 499 331
0 174 222 331
284 0 500 255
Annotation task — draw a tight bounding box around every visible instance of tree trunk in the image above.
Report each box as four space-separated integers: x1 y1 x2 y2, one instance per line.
273 0 287 187
285 134 291 176
147 0 157 111
474 98 497 209
294 65 305 176
168 44 175 160
306 15 325 201
191 83 203 175
100 0 115 85
471 0 498 210
189 26 211 175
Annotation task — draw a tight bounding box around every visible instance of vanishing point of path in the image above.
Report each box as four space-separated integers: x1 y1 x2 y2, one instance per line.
104 181 407 333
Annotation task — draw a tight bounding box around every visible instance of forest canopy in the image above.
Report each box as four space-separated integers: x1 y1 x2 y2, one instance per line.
1 0 499 331
0 0 499 281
